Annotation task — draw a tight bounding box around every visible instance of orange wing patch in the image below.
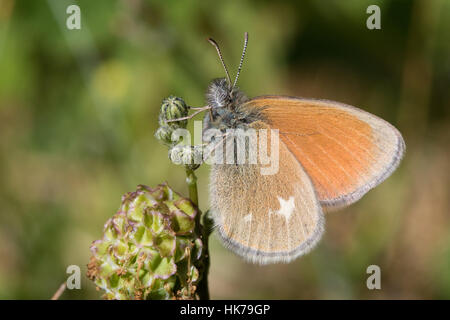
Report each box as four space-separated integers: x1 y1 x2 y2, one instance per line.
244 96 405 209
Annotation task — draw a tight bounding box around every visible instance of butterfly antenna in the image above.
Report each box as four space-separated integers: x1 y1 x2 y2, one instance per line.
207 37 232 87
233 32 248 88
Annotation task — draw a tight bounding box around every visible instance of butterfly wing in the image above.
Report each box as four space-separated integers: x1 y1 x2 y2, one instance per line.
243 96 405 210
209 121 324 264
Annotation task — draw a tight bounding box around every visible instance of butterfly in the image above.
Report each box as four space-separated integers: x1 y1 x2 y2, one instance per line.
181 32 405 264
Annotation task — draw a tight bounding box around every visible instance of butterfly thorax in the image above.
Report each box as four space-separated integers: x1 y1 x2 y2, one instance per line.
204 78 264 132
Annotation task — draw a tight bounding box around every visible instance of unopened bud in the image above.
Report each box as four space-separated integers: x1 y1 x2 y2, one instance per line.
159 96 189 129
155 126 175 146
169 145 203 170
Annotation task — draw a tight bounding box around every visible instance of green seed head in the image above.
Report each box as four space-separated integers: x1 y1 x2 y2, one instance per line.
87 183 203 300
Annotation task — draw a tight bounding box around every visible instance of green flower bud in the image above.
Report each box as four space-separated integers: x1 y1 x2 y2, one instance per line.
87 183 203 300
169 145 203 170
159 96 189 129
154 126 175 146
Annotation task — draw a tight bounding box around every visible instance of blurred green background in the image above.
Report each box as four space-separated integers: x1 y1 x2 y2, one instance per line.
0 0 449 299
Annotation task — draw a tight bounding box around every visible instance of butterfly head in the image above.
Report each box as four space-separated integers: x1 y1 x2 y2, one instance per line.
206 78 245 110
206 32 249 111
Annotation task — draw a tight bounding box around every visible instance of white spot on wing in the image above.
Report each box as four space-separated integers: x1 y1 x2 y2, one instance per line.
243 213 252 223
274 196 296 221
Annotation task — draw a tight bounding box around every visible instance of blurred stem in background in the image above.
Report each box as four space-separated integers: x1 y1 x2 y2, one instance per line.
397 0 441 145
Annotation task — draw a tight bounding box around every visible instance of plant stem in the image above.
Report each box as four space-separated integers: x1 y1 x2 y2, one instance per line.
199 211 213 300
185 167 199 207
50 282 66 300
185 167 210 300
